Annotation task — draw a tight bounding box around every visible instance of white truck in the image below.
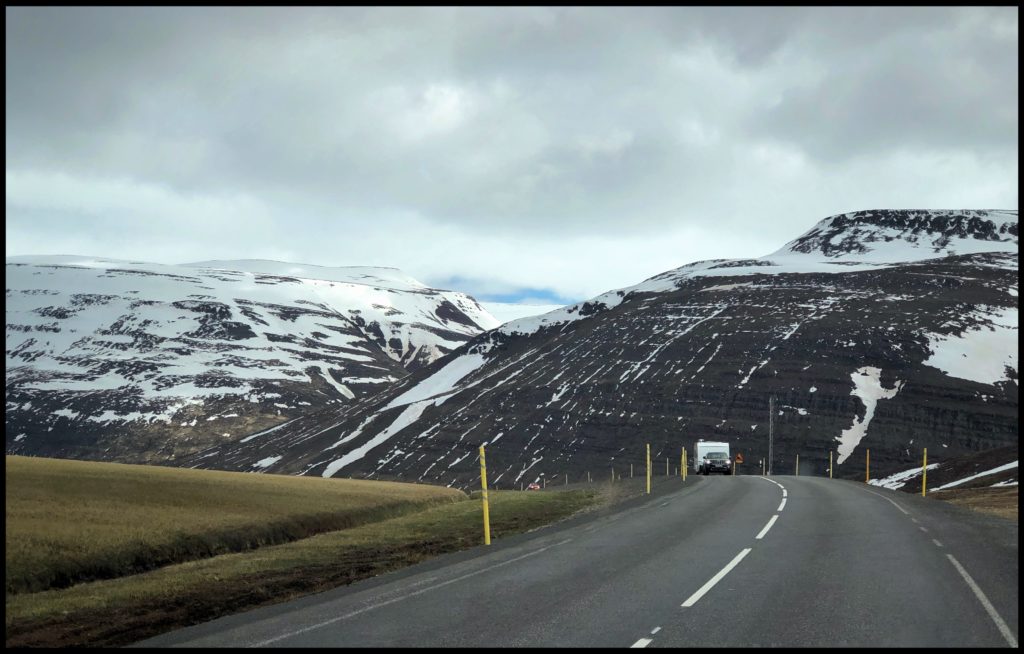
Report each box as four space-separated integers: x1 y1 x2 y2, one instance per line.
694 440 732 475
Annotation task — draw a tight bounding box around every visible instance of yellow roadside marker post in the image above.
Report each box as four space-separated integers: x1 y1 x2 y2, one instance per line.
479 446 491 546
922 448 928 497
646 444 651 495
796 454 800 476
666 457 669 476
630 463 634 478
830 450 833 479
683 449 687 481
866 449 870 483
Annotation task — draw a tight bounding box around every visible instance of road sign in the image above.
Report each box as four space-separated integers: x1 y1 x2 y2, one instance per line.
735 453 744 464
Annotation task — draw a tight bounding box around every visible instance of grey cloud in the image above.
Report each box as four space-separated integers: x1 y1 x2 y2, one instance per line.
754 7 1018 162
4 6 1018 294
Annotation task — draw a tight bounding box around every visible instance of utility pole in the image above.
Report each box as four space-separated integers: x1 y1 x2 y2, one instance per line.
768 395 774 476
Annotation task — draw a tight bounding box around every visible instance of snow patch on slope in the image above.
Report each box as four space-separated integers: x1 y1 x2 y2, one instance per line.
869 462 942 490
836 367 904 464
386 354 488 409
321 400 432 477
933 460 1019 490
923 306 1018 385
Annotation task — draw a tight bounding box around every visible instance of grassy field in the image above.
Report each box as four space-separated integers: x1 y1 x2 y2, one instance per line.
5 455 465 594
6 487 601 648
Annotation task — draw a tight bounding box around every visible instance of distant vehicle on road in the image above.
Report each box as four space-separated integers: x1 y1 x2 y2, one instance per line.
694 440 732 475
527 483 541 491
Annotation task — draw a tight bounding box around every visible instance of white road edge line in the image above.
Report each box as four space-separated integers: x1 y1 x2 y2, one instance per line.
857 485 910 515
782 489 788 498
250 538 574 647
755 515 780 540
946 554 1018 648
651 627 661 635
631 638 653 648
757 476 784 490
682 548 752 607
777 498 787 512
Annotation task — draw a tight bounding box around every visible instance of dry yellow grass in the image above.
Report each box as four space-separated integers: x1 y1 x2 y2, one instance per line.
930 486 1018 521
5 455 464 594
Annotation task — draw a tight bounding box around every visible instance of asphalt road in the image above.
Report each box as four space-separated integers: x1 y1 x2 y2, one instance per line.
137 475 1018 648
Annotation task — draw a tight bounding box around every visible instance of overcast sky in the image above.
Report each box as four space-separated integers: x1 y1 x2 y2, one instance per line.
5 7 1018 305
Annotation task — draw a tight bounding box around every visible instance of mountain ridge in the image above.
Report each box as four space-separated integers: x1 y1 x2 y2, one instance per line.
5 257 498 464
179 209 1018 487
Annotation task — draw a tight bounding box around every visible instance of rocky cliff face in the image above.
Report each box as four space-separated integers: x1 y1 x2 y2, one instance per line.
5 257 498 464
179 210 1017 487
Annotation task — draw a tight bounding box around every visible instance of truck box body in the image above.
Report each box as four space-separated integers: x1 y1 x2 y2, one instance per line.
694 441 732 475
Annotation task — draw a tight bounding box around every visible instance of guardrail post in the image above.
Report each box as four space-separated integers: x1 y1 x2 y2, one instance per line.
479 446 491 546
922 448 927 497
866 449 870 483
646 444 651 494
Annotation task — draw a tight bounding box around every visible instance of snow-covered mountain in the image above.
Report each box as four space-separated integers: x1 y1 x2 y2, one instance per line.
5 257 498 463
182 210 1018 487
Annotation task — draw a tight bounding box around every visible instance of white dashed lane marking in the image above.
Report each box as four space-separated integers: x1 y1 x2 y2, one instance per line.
631 637 653 648
682 548 752 608
755 515 779 540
